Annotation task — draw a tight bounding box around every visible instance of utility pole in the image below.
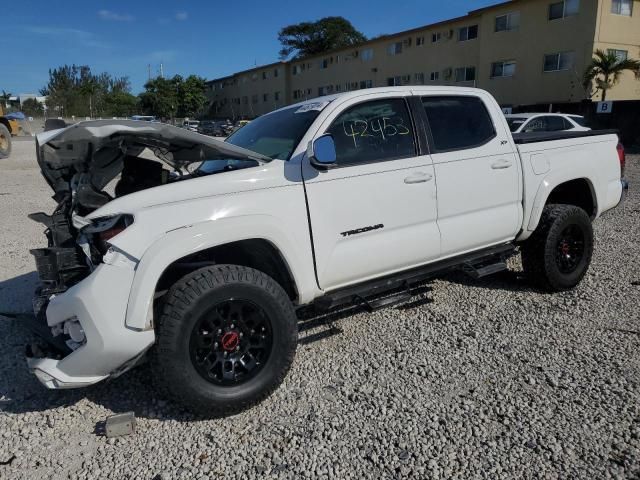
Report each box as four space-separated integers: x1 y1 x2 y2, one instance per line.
148 64 151 81
160 63 164 79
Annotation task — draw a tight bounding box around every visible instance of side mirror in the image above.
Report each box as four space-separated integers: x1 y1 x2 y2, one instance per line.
308 134 337 169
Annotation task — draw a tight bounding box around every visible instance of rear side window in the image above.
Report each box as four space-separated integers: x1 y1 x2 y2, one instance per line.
326 98 416 166
546 116 566 131
569 116 587 127
422 96 496 152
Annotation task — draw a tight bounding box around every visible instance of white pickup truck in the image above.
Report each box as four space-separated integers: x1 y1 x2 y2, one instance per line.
27 86 627 415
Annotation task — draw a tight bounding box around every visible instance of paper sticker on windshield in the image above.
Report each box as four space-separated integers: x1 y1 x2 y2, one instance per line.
295 101 330 114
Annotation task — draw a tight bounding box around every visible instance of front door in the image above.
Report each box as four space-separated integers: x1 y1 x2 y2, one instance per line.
302 93 441 291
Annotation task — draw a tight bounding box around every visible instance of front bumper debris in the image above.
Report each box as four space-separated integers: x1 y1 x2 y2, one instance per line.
26 263 155 389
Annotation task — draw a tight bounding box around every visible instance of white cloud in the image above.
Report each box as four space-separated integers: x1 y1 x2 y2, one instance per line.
25 26 110 48
98 10 134 22
175 12 188 21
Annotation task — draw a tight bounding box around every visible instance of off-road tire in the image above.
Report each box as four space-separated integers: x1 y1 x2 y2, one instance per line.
521 204 593 292
152 265 298 417
0 124 11 159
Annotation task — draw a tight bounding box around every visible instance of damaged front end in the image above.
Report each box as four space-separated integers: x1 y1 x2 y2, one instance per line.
27 120 270 388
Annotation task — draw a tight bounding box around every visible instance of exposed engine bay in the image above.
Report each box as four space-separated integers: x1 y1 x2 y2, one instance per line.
30 120 271 306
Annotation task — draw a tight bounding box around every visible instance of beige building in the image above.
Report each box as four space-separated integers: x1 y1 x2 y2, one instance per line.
206 0 640 118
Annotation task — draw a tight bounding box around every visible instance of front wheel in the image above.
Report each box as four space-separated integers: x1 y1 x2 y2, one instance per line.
152 265 298 416
521 204 594 292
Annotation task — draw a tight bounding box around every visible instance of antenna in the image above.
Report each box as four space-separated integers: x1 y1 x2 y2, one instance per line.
160 63 164 79
148 64 151 80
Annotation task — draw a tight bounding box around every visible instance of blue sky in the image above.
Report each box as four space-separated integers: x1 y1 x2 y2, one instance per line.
4 0 498 95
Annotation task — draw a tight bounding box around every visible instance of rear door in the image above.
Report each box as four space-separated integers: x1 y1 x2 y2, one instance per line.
301 92 441 290
418 93 522 256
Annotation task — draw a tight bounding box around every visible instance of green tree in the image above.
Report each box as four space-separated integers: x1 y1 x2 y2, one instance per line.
139 76 182 119
178 75 207 118
21 98 44 117
278 16 367 60
103 91 138 117
0 90 11 109
583 49 640 101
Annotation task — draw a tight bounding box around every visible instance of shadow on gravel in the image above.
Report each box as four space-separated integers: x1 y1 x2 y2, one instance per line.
442 269 541 294
0 271 40 315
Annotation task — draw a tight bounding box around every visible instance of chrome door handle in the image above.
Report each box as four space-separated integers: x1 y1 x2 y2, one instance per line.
404 172 433 184
491 160 513 170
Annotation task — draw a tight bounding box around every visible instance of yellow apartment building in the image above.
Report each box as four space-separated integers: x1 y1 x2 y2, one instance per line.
206 0 640 118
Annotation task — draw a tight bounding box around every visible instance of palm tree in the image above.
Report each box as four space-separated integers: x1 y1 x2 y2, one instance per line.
0 90 11 108
583 49 640 101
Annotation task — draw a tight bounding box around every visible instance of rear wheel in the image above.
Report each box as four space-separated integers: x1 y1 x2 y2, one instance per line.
152 265 298 416
521 204 593 291
0 124 11 159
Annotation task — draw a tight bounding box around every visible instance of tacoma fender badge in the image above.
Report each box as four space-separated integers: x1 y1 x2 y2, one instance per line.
340 224 384 237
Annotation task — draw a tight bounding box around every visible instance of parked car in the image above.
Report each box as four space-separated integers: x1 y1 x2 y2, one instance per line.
505 113 590 133
26 87 626 416
197 121 225 137
182 120 200 132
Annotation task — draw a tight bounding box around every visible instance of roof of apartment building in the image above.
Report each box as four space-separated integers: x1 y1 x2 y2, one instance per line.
207 0 522 84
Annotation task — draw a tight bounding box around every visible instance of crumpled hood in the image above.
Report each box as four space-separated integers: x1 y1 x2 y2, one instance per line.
35 120 272 201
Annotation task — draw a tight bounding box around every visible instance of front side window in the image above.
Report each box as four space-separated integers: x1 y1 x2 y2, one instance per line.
543 51 575 71
549 0 579 20
495 12 521 31
325 98 416 166
612 0 633 15
491 61 517 77
422 96 496 151
455 66 476 82
458 25 479 41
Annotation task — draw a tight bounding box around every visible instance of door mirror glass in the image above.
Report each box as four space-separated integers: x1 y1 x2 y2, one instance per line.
310 134 337 168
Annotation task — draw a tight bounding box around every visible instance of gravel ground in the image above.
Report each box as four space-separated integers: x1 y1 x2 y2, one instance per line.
0 139 639 480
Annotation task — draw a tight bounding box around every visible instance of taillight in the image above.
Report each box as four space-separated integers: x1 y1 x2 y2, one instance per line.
617 142 626 177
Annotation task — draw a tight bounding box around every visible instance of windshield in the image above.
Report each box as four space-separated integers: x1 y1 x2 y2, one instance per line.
506 117 527 132
225 105 323 160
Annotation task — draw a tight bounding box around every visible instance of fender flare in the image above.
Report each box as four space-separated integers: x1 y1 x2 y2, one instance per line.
124 215 316 330
526 172 597 232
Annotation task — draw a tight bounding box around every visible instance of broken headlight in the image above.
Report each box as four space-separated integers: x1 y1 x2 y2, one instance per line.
83 214 134 256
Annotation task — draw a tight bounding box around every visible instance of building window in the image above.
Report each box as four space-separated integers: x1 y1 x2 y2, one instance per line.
414 73 425 84
320 59 329 69
608 48 629 61
549 0 579 20
543 51 575 71
361 48 374 61
388 42 403 55
432 32 442 43
458 25 478 41
455 67 476 82
416 36 425 46
430 71 440 81
263 93 269 102
293 65 302 75
611 0 633 15
293 90 302 100
359 80 373 89
251 94 258 104
274 68 279 77
401 74 411 84
274 91 280 101
491 61 517 77
262 72 267 80
387 76 402 86
318 86 327 96
495 12 520 31
305 88 312 96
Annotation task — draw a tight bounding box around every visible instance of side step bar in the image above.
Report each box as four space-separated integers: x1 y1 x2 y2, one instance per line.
314 243 516 312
